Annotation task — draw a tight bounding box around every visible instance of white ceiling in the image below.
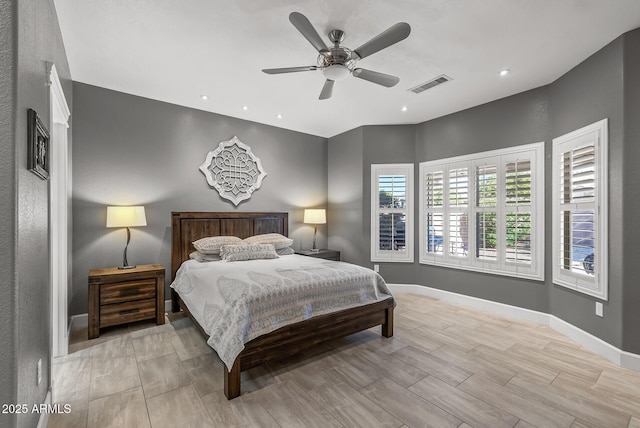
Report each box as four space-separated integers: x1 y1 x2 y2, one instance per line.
53 0 640 138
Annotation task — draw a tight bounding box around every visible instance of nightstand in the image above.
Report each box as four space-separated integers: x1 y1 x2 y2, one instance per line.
295 249 341 261
88 264 165 339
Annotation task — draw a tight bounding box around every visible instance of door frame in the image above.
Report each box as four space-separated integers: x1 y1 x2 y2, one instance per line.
48 63 71 359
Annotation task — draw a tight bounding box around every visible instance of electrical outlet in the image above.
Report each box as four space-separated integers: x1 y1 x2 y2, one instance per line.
595 302 603 317
37 358 42 386
373 264 379 273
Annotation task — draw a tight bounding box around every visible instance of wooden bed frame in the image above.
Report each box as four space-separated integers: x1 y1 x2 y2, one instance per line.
170 211 394 399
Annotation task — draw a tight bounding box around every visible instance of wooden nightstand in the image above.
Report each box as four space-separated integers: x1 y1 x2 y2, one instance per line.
88 264 165 339
295 249 341 261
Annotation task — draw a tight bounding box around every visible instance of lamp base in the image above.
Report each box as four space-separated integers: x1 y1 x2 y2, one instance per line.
118 265 137 270
310 249 320 253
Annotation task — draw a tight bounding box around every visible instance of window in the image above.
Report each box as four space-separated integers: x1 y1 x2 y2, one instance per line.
371 164 414 262
420 142 544 280
552 119 608 300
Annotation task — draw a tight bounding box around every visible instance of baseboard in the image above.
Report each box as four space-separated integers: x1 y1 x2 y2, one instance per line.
69 313 87 333
68 287 640 370
35 390 51 428
388 283 640 372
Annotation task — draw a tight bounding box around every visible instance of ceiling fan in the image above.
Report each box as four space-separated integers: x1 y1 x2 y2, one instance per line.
262 12 411 100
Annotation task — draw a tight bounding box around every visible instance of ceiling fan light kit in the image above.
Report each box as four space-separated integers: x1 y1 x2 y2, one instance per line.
262 12 411 100
323 65 350 80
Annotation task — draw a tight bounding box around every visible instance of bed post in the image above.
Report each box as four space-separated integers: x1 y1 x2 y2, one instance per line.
224 358 241 400
171 289 180 313
382 303 394 337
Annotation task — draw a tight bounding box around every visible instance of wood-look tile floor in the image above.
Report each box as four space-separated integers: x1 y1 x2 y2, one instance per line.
48 293 640 428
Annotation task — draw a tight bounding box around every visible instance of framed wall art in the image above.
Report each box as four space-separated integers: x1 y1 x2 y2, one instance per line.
27 108 50 180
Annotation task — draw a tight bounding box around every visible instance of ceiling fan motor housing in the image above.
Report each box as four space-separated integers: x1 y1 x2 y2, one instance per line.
318 45 356 80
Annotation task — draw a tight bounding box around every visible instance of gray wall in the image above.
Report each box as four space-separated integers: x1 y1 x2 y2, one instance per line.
0 0 73 426
363 125 417 283
414 87 550 312
622 29 640 353
328 124 416 285
327 28 640 354
0 1 18 426
328 127 365 264
71 83 328 315
548 35 625 349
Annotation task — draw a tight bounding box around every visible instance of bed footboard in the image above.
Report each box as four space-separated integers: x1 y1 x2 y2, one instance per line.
223 298 394 399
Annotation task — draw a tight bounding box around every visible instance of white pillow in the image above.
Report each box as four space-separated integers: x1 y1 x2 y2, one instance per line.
243 233 293 250
220 243 279 262
189 251 221 262
193 236 242 255
276 247 295 256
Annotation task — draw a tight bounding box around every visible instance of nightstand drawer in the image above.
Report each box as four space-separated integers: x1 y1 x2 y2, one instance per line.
100 298 157 327
100 279 156 305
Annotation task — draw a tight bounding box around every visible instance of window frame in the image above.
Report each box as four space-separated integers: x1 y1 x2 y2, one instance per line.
419 142 545 281
552 119 608 300
371 163 414 263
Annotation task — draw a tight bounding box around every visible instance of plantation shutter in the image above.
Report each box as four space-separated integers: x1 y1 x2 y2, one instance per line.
371 164 414 263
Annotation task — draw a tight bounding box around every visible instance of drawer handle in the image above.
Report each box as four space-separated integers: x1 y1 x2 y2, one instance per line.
120 288 141 296
120 308 139 315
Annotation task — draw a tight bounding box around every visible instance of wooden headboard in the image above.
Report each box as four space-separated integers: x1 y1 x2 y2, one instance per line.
171 212 288 280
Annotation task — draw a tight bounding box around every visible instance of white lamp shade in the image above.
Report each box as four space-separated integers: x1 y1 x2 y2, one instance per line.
303 209 326 224
106 206 147 228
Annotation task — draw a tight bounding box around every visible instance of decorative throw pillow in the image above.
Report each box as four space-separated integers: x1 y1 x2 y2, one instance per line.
189 251 221 262
220 243 279 262
243 233 293 250
193 236 242 255
276 246 295 256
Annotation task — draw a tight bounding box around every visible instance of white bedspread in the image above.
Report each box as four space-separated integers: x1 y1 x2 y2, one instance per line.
170 255 393 370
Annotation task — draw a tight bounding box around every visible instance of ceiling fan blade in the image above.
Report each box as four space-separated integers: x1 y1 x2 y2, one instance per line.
319 79 335 100
262 66 317 74
353 68 400 87
289 12 329 53
353 22 411 60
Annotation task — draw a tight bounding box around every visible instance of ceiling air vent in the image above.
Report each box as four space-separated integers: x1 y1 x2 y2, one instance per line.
408 75 452 94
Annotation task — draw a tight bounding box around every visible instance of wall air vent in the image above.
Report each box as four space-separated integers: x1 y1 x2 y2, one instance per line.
408 75 452 94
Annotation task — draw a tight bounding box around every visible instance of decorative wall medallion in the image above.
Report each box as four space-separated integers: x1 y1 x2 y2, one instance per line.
199 136 267 206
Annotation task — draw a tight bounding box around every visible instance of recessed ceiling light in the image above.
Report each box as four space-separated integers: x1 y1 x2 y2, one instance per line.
242 105 249 111
200 95 208 100
401 106 408 112
276 114 283 119
499 69 510 77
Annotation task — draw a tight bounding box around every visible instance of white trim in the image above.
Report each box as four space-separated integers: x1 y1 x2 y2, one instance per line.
388 283 640 371
389 283 549 324
69 313 88 331
47 64 70 126
36 390 52 428
48 62 70 360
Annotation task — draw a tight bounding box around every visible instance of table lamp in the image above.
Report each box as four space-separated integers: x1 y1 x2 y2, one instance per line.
106 206 147 269
303 208 326 252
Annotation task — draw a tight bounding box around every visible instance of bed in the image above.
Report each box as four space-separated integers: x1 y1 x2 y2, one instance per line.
170 211 395 399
